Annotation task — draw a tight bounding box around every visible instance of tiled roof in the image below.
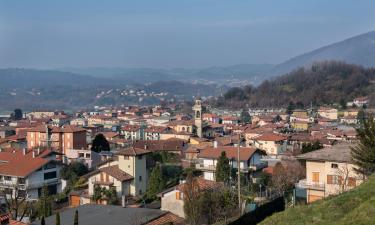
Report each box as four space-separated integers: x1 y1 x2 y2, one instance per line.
99 165 133 182
198 146 261 161
176 178 223 192
134 139 185 152
253 133 288 142
28 125 85 133
0 148 55 177
121 125 141 132
296 143 354 163
146 212 184 225
116 147 151 156
144 126 168 133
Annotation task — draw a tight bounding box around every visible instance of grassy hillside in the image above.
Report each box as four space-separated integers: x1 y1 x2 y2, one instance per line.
260 175 375 225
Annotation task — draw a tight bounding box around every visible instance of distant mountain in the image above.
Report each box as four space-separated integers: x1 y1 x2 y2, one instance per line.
273 31 375 75
0 68 226 111
59 64 274 86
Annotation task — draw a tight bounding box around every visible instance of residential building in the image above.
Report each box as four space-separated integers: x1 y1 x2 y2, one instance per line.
27 125 87 155
296 144 364 203
251 133 288 155
318 107 338 120
143 126 169 140
160 178 223 218
0 148 62 200
64 149 102 169
196 146 266 181
120 125 143 141
87 147 151 200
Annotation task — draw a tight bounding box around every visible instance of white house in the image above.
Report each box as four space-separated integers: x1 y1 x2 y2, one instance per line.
196 146 266 181
0 148 63 201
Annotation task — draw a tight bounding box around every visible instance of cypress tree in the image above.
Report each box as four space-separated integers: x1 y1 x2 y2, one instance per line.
41 217 45 225
215 151 230 183
146 165 165 200
74 210 78 225
56 212 60 225
351 115 375 177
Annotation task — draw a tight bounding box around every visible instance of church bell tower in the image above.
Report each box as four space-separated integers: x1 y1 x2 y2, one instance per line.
192 97 202 138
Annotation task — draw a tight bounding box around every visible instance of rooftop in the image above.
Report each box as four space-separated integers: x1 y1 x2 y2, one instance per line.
296 143 355 163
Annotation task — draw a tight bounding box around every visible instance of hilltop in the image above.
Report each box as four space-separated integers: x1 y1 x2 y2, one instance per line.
260 175 375 225
216 61 375 108
273 31 375 75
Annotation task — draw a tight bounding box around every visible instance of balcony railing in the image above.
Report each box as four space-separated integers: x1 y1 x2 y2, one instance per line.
0 181 26 190
296 179 325 191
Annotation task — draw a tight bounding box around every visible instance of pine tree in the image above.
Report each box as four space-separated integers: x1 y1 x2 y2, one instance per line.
74 210 79 225
91 134 110 152
55 212 60 225
37 185 53 218
351 115 375 177
215 151 230 183
146 165 165 200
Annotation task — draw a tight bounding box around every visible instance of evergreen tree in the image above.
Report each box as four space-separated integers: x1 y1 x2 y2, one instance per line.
357 109 366 126
41 216 45 225
146 165 166 200
215 151 230 183
240 109 251 124
91 134 110 152
37 186 53 219
351 115 375 177
14 108 23 120
74 210 79 225
55 212 60 225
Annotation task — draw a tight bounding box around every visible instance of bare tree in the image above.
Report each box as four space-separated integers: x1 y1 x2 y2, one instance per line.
0 182 32 222
271 159 305 195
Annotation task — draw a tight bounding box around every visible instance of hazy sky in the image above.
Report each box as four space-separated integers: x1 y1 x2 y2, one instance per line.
1 0 375 68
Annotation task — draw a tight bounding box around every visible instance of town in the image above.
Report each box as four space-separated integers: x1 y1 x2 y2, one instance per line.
0 94 373 225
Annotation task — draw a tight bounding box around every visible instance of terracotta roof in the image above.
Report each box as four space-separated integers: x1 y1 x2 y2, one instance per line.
121 125 141 132
134 139 185 152
116 147 151 156
0 148 55 177
28 125 85 133
144 126 168 133
100 132 119 139
146 212 184 225
198 146 261 161
176 177 223 192
99 165 134 182
253 133 288 142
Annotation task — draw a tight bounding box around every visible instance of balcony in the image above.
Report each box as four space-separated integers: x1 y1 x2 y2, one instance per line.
196 164 216 171
92 180 114 186
296 179 325 191
249 162 267 171
0 181 26 190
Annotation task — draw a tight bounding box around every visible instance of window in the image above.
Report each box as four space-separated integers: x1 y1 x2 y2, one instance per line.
176 191 181 200
4 176 11 181
44 171 57 180
86 154 91 158
138 155 142 160
78 153 84 158
139 176 142 182
312 172 319 182
18 178 26 184
348 177 356 187
123 156 129 160
327 175 341 185
139 189 142 195
331 163 338 169
43 162 56 170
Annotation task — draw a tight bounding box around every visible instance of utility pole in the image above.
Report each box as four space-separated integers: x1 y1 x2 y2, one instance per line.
237 132 241 216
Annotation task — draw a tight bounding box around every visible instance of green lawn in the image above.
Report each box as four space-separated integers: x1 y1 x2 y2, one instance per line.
260 175 375 225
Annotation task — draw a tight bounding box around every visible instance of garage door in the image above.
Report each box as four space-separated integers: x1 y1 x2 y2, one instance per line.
70 196 81 207
308 195 323 203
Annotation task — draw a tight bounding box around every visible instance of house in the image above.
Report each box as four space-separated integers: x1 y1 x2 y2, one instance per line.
0 148 63 200
120 125 143 141
31 204 184 225
168 120 194 134
202 113 220 124
295 143 364 203
160 178 223 218
133 139 186 155
143 126 169 140
353 97 369 107
27 125 87 155
64 149 102 169
251 133 288 155
340 115 358 125
291 120 311 131
0 126 16 139
317 107 338 120
196 146 266 181
221 116 239 125
86 147 151 201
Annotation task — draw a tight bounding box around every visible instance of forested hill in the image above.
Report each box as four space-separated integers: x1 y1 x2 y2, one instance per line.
215 61 375 108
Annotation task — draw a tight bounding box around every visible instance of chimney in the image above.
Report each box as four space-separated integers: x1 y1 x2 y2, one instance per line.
213 141 218 148
144 145 147 150
23 148 26 155
37 148 40 155
0 148 2 152
32 151 36 158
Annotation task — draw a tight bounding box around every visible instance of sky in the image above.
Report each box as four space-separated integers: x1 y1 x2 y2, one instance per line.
1 0 375 69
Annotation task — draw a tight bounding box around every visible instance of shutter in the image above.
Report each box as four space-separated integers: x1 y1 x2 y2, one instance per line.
348 177 356 187
176 191 180 200
327 175 333 184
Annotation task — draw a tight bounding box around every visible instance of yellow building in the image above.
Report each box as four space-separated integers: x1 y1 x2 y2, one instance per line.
291 121 310 131
296 144 363 203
